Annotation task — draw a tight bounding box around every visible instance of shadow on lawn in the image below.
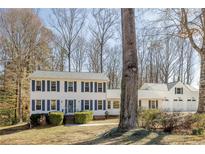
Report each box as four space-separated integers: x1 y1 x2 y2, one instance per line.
0 124 58 136
75 127 168 145
0 123 30 136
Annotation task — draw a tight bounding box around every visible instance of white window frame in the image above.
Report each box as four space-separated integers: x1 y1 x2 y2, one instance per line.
113 101 120 109
84 82 89 92
108 101 111 109
51 81 57 92
84 100 90 110
98 83 103 92
98 100 103 110
36 81 41 91
36 100 42 111
68 82 74 92
176 87 183 94
51 100 56 111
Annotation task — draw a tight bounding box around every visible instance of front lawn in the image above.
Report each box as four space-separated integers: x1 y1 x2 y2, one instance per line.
1 119 205 145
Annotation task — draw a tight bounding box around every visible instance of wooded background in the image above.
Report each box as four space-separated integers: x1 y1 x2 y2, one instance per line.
0 9 200 125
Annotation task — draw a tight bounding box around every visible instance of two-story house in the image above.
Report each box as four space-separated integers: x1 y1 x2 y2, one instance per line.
30 71 109 118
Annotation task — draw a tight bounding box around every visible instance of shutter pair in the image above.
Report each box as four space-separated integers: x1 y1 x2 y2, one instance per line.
31 100 46 111
65 81 77 92
47 81 60 92
31 80 46 92
32 100 60 111
47 100 60 111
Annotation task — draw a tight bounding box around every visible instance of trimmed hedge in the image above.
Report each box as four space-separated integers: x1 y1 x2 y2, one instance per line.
48 112 64 126
74 111 93 124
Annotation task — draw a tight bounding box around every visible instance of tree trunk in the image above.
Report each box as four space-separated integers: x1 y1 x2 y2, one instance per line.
198 52 205 113
118 8 138 131
17 74 23 122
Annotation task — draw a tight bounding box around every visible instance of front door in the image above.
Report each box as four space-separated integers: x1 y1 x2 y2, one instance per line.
65 100 74 114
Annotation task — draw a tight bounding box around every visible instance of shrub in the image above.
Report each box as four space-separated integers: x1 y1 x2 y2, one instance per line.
138 109 162 129
30 114 49 126
0 108 17 126
48 112 64 126
74 111 93 124
192 128 204 135
191 114 205 129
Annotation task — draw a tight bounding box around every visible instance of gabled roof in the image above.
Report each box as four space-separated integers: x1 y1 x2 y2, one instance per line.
167 81 178 90
29 71 109 81
185 84 198 91
140 83 168 91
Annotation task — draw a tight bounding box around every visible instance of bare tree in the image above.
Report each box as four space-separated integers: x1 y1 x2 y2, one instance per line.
71 36 87 72
118 8 138 131
90 9 119 73
0 9 52 122
180 8 205 113
50 9 86 72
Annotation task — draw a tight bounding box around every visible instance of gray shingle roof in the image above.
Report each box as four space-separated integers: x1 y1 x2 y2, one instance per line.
29 71 109 81
167 82 178 90
140 83 168 91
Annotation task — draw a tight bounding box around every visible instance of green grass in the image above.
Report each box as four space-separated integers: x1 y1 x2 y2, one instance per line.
1 119 205 145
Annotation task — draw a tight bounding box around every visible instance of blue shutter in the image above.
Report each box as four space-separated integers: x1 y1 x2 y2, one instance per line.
47 80 50 91
42 100 45 111
81 82 84 92
90 100 93 110
103 100 106 110
47 100 50 111
42 80 45 92
95 100 97 110
57 100 60 111
32 100 35 111
103 82 106 93
74 100 76 112
32 80 35 91
95 82 97 92
74 81 77 92
81 100 84 111
64 81 67 92
65 100 67 114
90 82 93 92
57 81 60 92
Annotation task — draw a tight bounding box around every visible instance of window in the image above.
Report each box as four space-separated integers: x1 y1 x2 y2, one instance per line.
36 81 41 91
68 100 74 113
51 81 56 91
187 99 191 101
85 82 89 92
138 100 142 107
179 98 183 101
149 100 158 109
68 82 73 92
192 98 196 101
98 83 102 92
108 101 111 109
36 100 41 110
51 100 56 110
85 100 90 110
175 87 183 94
174 99 178 101
113 101 120 109
98 100 103 110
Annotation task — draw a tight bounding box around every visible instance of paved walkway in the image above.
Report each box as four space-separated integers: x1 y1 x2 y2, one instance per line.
65 123 118 127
